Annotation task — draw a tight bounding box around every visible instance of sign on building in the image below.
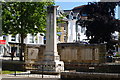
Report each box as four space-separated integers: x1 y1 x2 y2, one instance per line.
0 40 6 44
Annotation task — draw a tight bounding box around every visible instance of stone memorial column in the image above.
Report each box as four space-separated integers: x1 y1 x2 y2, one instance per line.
42 6 64 72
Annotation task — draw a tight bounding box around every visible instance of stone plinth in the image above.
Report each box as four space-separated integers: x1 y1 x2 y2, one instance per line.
37 61 64 72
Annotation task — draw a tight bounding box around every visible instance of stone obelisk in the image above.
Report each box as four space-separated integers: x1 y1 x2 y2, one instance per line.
42 6 64 72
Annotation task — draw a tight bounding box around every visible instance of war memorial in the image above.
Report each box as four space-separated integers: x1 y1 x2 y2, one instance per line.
2 5 120 80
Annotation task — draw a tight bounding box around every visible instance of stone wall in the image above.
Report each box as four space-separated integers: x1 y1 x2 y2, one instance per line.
61 72 120 80
2 60 25 71
58 43 106 63
25 43 106 64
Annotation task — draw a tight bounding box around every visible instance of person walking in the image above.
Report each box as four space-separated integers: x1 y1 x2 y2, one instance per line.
11 45 16 61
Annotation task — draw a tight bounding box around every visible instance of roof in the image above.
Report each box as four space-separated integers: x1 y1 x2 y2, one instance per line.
63 5 87 19
72 5 86 10
64 10 79 19
72 5 87 13
64 10 72 15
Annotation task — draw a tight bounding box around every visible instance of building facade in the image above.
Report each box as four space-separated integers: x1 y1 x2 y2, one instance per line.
64 5 88 43
0 33 44 56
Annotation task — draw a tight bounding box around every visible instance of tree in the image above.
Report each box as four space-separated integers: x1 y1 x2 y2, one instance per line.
78 2 120 50
2 2 54 61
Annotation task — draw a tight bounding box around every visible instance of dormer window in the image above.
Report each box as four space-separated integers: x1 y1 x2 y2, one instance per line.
76 13 80 20
70 11 74 15
69 11 74 19
69 14 73 19
81 13 87 16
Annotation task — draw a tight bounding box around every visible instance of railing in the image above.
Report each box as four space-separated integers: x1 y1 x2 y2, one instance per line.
2 59 120 79
3 63 61 78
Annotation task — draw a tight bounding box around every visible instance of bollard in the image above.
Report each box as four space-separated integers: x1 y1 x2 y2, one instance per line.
14 64 16 76
42 64 44 78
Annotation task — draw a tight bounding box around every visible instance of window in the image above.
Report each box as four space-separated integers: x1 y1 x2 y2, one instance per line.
11 36 16 41
81 13 87 16
76 14 80 20
69 14 73 19
3 35 6 40
64 36 66 42
69 11 74 19
29 35 34 43
81 27 85 33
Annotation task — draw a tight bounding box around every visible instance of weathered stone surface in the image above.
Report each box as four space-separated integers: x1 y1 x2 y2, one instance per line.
61 72 120 80
25 43 106 64
38 6 64 72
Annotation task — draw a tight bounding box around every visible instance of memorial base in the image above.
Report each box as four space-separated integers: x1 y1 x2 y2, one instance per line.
31 60 64 74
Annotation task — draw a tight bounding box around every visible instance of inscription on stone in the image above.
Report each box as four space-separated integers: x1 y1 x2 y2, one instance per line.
28 48 38 60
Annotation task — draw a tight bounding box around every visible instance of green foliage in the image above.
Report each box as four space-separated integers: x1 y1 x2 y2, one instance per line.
57 27 61 32
114 53 120 57
2 2 54 61
78 2 120 44
57 13 66 24
57 27 61 36
2 70 22 74
57 34 61 36
2 2 54 36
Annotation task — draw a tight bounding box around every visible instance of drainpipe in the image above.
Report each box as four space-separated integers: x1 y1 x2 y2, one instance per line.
76 21 78 42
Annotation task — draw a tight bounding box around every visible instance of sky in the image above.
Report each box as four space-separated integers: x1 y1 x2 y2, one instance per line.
55 0 100 10
55 2 88 10
55 1 119 19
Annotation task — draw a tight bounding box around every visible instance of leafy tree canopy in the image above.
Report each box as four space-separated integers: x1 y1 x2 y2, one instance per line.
78 2 120 45
2 2 54 61
2 2 54 36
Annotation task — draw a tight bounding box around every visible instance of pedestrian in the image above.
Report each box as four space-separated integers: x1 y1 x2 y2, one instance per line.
11 51 14 61
11 45 16 61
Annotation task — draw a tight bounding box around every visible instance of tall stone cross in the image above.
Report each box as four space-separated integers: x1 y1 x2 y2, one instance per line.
42 6 64 72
